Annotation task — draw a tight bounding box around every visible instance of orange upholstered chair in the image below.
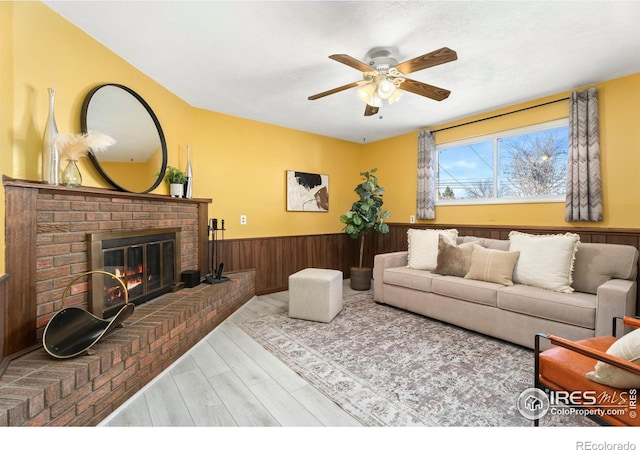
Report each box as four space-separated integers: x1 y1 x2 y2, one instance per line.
534 316 640 426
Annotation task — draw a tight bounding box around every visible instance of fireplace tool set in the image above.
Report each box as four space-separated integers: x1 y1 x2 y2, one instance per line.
42 270 134 359
205 218 230 285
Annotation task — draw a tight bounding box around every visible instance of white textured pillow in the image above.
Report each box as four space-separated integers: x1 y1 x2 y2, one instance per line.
587 329 640 389
407 228 458 270
508 231 580 293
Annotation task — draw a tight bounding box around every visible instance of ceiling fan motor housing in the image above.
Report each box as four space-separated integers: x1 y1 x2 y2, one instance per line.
366 47 400 73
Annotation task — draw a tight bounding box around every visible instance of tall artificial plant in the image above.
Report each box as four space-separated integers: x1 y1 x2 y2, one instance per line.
340 168 390 268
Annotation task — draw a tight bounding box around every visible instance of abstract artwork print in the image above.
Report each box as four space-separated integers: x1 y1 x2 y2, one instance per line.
286 170 329 212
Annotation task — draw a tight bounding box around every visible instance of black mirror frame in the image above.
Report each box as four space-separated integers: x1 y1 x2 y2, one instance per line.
81 83 167 194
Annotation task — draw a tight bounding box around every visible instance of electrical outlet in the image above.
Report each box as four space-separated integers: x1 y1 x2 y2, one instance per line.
410 215 416 224
240 215 247 225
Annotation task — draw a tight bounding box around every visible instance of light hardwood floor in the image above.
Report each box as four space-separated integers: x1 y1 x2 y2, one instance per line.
100 280 363 427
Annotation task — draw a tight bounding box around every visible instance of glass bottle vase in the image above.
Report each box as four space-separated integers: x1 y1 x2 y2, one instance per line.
61 159 82 188
41 87 60 185
185 144 193 199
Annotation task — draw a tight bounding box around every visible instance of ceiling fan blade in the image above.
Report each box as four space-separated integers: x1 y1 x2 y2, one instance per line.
308 81 362 100
329 54 374 73
364 104 379 116
395 47 457 74
399 78 451 101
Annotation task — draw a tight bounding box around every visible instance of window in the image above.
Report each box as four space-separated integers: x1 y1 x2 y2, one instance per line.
436 120 569 204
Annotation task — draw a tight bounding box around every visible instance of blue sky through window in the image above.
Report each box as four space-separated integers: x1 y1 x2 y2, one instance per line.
437 123 569 201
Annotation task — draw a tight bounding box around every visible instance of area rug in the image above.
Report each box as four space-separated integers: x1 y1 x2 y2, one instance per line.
238 291 591 427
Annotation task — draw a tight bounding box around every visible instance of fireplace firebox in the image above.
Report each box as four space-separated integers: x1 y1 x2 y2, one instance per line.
88 228 181 318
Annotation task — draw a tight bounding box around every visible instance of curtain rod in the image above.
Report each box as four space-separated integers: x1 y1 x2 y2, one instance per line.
430 96 570 134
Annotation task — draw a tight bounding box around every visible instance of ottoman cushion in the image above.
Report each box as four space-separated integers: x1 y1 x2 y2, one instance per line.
288 268 343 323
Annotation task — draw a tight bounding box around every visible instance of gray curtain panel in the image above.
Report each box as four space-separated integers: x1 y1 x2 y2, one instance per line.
417 130 436 219
565 88 603 222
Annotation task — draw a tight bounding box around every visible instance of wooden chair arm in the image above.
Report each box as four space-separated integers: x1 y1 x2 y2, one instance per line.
544 333 640 377
623 316 640 329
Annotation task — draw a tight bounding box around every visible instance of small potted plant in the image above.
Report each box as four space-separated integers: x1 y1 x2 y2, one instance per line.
340 168 390 290
164 166 187 198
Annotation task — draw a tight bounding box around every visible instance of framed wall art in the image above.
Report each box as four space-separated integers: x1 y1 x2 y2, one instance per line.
286 170 329 212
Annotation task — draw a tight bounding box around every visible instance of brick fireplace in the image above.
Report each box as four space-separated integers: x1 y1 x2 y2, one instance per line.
88 228 181 318
0 178 255 426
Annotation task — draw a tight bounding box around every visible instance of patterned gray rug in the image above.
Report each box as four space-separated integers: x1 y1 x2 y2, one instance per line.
238 291 591 427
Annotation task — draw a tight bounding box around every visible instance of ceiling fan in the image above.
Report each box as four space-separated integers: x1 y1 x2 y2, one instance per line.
308 47 457 116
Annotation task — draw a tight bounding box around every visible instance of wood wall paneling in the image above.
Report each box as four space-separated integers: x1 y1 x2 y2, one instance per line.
198 205 210 277
0 274 8 367
4 186 38 356
218 233 357 295
215 223 639 307
363 223 640 312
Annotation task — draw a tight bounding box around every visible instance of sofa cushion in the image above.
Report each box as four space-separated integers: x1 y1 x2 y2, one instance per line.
587 328 640 389
497 285 596 329
433 235 482 277
383 266 439 293
407 228 458 270
508 231 580 293
460 236 509 251
572 243 640 294
431 276 501 307
464 246 520 286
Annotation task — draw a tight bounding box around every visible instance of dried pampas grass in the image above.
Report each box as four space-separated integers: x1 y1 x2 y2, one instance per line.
55 131 116 161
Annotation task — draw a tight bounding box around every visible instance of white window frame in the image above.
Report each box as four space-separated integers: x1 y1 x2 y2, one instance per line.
435 119 569 206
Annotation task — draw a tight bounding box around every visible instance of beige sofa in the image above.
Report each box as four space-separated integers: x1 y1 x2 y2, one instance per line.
373 234 639 349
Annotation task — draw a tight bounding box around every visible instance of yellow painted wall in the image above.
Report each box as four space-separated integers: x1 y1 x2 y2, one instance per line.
364 73 640 229
0 2 14 273
3 1 639 280
8 1 193 191
190 110 363 238
3 1 364 247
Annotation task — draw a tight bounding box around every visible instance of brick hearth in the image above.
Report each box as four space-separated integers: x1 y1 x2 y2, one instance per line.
1 179 255 426
0 270 255 426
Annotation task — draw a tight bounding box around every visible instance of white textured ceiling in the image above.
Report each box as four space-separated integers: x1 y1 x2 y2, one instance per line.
44 1 640 144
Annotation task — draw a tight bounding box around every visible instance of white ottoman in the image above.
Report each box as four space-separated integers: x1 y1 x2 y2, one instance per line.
288 268 343 323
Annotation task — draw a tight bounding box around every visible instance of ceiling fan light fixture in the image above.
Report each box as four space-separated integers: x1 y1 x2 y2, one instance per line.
368 92 382 107
377 76 396 99
357 82 376 104
387 89 403 104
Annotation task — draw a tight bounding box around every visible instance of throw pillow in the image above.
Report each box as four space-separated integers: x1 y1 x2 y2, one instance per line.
586 328 640 389
464 246 520 286
508 231 580 293
433 235 482 277
407 228 458 271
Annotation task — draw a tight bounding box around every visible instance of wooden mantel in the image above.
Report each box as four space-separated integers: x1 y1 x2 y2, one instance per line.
2 176 213 205
2 176 212 360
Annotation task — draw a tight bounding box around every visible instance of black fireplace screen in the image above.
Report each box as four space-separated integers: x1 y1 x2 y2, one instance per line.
89 228 180 318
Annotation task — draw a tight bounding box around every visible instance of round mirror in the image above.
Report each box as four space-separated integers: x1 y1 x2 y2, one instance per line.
81 84 167 193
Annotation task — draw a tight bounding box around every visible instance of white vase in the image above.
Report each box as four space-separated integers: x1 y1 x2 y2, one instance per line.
41 87 60 185
185 145 193 199
170 183 183 198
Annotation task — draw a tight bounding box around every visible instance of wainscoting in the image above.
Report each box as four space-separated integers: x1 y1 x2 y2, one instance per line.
368 223 640 313
217 223 640 311
219 233 358 294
